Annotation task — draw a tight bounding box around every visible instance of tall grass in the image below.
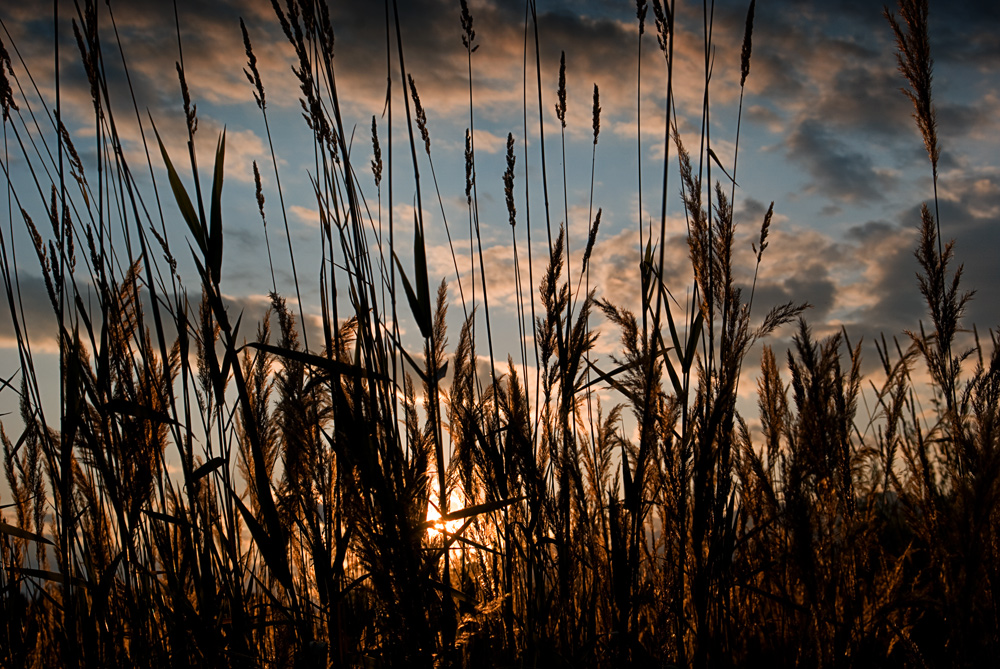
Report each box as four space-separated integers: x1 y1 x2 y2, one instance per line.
1 0 998 666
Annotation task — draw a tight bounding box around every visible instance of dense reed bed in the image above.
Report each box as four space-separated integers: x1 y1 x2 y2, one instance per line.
1 0 998 666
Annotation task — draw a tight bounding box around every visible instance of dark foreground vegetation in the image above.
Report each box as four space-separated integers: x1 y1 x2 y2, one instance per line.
1 0 997 666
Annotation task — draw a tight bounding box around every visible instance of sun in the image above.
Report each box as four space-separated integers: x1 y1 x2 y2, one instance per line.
424 487 468 539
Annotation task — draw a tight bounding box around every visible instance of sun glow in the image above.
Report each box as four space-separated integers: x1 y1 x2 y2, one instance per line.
424 488 468 539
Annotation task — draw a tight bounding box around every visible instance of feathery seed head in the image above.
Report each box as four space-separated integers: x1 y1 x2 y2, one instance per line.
72 18 100 112
253 161 266 223
465 128 474 203
176 62 197 136
582 209 601 271
460 0 476 50
504 133 516 226
371 116 383 188
885 0 939 175
652 0 671 54
0 36 16 121
241 18 266 110
556 51 567 128
741 0 756 87
408 75 431 154
756 201 773 262
592 84 601 144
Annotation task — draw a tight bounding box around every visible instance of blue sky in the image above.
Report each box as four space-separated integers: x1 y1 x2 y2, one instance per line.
2 0 1000 423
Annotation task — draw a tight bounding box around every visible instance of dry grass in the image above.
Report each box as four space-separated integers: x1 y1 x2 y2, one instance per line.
1 0 998 667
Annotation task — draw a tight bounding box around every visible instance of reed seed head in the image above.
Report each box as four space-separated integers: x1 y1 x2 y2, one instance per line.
885 0 939 176
0 36 16 121
582 208 601 271
176 62 197 136
652 0 671 54
556 51 567 128
460 0 476 50
71 16 99 113
465 128 474 203
371 116 383 188
241 18 266 110
408 75 431 155
504 133 516 226
253 161 267 223
592 84 601 145
756 201 772 262
741 0 756 87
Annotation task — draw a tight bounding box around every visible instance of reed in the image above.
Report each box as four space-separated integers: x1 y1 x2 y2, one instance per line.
1 0 997 666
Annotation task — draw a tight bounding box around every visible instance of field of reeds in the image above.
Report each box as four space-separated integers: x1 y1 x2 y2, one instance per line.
2 0 999 666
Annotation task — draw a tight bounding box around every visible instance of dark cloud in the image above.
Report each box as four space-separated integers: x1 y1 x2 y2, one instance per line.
749 270 837 322
820 166 1000 354
931 0 1000 68
0 274 58 351
845 235 925 338
0 269 330 368
894 175 1000 330
745 104 784 133
937 100 999 143
733 0 1000 221
786 119 896 204
845 219 895 243
816 66 911 138
736 196 770 223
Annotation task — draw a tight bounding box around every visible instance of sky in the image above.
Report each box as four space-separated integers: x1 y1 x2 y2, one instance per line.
2 0 1000 431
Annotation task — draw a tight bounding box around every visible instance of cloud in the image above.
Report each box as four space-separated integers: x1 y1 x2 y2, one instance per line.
0 274 59 354
735 0 1000 215
786 119 897 204
0 270 333 376
745 105 785 134
5 0 1000 414
290 205 320 228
